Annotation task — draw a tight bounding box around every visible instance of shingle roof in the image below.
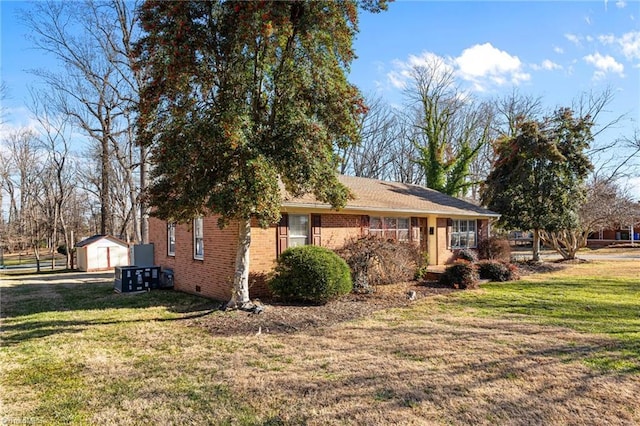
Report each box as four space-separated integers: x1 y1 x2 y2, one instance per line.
75 234 129 247
282 175 499 218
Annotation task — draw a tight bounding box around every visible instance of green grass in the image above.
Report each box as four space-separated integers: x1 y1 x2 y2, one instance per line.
1 252 64 266
1 262 639 424
441 262 640 373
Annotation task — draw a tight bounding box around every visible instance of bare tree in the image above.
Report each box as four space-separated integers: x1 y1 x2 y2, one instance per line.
541 178 637 258
4 130 46 268
493 89 543 138
22 0 146 242
405 57 493 196
30 90 77 268
339 95 402 181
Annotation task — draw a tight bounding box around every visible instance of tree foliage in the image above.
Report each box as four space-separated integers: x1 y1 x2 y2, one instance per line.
136 1 386 227
135 0 386 306
481 108 593 260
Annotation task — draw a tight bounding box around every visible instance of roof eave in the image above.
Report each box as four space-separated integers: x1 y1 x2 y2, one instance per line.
281 201 501 218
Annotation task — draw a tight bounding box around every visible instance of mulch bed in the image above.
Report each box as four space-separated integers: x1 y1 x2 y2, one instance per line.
188 281 453 337
188 260 568 337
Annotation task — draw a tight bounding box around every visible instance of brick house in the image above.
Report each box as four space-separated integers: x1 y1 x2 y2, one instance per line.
149 175 499 300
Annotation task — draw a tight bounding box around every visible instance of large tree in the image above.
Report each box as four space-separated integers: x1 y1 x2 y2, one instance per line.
405 57 493 196
481 108 593 261
23 0 146 242
136 0 386 308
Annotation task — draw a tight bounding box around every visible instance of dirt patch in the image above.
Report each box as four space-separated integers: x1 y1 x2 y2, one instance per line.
189 281 453 336
515 261 567 276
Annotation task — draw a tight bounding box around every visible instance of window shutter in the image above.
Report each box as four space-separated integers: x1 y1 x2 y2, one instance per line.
361 215 370 235
277 214 289 256
311 214 321 246
411 217 420 243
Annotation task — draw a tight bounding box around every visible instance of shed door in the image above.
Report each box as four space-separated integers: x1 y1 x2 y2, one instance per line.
96 247 111 269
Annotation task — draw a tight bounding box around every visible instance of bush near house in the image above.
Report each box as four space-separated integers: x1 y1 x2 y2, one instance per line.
455 248 478 263
269 245 352 304
439 261 479 289
336 235 422 292
477 236 511 262
477 260 520 282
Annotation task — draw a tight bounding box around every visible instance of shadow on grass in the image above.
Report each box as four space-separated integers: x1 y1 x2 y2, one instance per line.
1 271 221 346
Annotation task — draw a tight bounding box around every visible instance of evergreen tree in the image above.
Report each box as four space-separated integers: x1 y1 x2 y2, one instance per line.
481 108 593 261
135 0 386 308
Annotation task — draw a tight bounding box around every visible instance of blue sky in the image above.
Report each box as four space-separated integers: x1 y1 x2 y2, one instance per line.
1 0 639 197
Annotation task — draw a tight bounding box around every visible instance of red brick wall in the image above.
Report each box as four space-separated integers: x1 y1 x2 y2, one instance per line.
150 216 238 301
316 213 365 249
150 213 489 300
247 213 365 296
249 219 278 297
479 219 489 241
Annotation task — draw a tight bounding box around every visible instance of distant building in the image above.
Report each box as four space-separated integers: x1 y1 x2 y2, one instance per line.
75 235 130 272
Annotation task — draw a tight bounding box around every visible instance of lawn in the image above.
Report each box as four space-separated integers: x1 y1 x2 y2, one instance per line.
1 262 639 425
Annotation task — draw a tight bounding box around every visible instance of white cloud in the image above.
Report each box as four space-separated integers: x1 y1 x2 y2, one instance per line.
583 52 625 78
565 33 582 46
386 43 530 93
554 46 564 54
596 31 640 62
616 0 627 8
598 34 616 44
618 31 640 60
531 59 562 71
455 43 530 88
386 51 452 89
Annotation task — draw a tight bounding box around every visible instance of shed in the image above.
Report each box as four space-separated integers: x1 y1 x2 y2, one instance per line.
75 235 130 272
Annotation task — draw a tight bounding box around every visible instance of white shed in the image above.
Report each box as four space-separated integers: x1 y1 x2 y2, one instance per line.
76 235 130 272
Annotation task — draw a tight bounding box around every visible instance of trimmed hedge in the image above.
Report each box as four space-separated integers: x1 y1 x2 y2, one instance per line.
268 245 352 304
477 260 520 282
439 261 479 289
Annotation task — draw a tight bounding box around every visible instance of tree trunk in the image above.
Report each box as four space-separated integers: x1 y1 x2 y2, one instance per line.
34 246 41 274
61 217 71 269
532 228 541 262
100 137 111 236
140 146 150 244
228 218 252 309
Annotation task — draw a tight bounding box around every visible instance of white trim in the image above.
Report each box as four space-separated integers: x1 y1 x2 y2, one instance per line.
193 217 204 260
167 223 176 257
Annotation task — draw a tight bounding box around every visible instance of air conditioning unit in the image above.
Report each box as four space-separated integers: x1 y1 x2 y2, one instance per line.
160 268 174 289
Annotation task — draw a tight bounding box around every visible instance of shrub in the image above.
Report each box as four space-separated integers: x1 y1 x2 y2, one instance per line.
57 245 68 256
477 236 511 262
268 245 352 304
455 248 478 263
477 260 520 282
336 235 422 292
439 261 479 289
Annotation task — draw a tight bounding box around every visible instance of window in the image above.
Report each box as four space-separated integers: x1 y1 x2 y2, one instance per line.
193 217 204 259
450 219 477 249
167 223 176 256
369 216 410 241
288 214 309 247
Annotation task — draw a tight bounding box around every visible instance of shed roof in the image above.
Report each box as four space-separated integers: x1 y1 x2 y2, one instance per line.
75 234 129 248
282 175 499 218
